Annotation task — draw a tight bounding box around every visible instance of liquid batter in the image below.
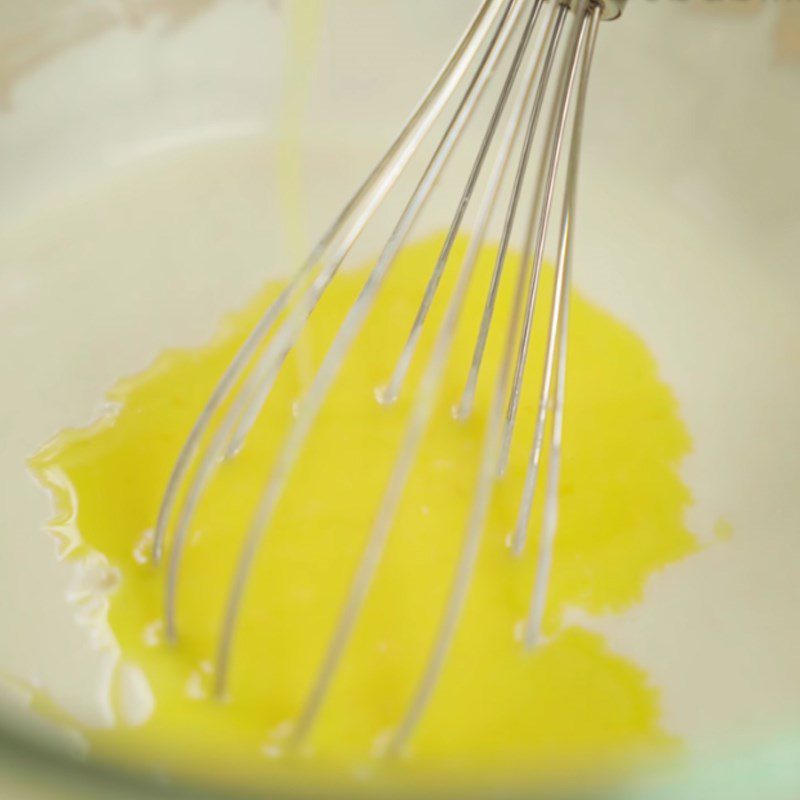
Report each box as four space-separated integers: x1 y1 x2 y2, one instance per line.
30 233 696 787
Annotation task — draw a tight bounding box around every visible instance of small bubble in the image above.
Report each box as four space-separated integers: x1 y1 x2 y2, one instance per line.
189 527 205 547
353 762 375 781
68 552 120 603
451 402 468 421
185 671 207 701
103 400 123 415
374 385 396 406
371 729 393 758
714 518 734 542
133 529 155 565
262 744 283 760
116 663 155 727
291 400 301 418
271 720 294 742
142 619 164 647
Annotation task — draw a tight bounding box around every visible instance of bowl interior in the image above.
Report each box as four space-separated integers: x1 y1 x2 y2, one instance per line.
0 1 799 797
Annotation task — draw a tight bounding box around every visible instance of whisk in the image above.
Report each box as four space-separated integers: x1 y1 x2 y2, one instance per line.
153 0 626 755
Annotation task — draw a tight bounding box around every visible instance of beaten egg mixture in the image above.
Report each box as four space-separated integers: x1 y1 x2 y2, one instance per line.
30 234 696 785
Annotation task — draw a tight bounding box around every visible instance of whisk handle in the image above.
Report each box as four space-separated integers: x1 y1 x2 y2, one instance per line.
564 0 627 21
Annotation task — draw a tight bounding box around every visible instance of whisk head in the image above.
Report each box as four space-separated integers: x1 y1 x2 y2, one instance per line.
153 0 622 756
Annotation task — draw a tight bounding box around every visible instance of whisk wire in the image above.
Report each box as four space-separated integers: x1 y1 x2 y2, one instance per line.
456 2 569 422
290 0 555 750
508 0 598 557
388 0 597 755
213 0 529 697
152 0 503 569
500 0 592 504
380 0 546 406
155 0 613 756
156 0 507 640
523 1 602 647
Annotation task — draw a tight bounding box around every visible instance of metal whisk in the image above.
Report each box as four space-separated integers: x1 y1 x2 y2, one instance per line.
153 0 626 755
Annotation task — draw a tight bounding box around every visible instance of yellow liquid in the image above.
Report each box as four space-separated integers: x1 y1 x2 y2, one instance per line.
30 234 696 789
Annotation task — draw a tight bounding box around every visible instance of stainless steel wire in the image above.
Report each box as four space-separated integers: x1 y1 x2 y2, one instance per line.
154 0 615 755
391 1 602 754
